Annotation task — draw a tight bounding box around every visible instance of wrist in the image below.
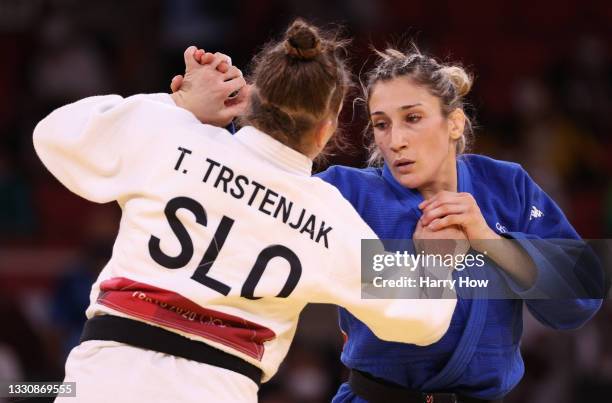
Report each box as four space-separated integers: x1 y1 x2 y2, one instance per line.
470 227 501 253
485 229 501 240
170 92 208 124
170 92 184 108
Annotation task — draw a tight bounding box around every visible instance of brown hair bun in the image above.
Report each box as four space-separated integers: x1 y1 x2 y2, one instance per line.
240 18 350 155
284 19 322 60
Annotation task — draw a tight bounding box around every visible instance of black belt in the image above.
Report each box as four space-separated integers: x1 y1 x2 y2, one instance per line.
80 315 262 385
348 369 502 403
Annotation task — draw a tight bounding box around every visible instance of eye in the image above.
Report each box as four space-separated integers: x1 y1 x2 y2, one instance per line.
406 113 422 123
372 121 388 130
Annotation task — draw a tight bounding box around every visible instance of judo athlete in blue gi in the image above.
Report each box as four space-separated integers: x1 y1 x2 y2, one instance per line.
317 48 603 403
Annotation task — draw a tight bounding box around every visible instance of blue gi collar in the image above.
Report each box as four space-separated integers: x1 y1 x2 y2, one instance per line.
456 156 473 194
381 164 424 204
381 157 473 206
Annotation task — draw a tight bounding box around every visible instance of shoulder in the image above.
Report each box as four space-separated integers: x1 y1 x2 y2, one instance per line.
314 165 384 204
315 164 383 187
460 154 537 213
128 94 231 140
460 154 531 191
461 154 525 178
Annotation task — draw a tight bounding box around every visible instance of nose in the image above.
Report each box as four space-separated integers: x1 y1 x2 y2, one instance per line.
389 127 408 153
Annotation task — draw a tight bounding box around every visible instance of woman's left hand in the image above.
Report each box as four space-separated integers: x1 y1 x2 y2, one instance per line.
419 191 500 242
420 191 538 287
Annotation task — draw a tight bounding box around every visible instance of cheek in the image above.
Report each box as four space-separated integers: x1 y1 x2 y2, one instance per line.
413 125 449 173
421 121 450 155
373 131 385 146
374 133 390 155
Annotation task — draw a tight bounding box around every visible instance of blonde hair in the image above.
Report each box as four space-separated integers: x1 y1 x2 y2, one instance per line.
362 46 474 165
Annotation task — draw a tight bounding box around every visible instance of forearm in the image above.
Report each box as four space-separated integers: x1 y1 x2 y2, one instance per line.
474 236 537 289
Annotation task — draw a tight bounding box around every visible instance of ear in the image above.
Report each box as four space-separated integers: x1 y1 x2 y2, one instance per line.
314 118 335 149
448 108 466 140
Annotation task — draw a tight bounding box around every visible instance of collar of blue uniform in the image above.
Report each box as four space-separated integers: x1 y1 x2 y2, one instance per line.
381 163 424 202
234 126 313 176
456 156 473 194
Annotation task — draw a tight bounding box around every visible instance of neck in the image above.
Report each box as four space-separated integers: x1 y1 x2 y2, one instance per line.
249 123 316 160
418 154 458 199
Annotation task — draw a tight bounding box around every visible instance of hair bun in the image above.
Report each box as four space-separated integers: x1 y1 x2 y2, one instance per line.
440 66 473 97
284 19 322 60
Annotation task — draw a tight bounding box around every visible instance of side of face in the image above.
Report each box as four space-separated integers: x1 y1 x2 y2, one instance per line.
368 76 463 189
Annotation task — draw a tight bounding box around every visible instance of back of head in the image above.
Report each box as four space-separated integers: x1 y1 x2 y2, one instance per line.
240 19 350 154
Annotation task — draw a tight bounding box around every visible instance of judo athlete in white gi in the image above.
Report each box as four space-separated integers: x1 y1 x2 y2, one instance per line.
34 20 456 402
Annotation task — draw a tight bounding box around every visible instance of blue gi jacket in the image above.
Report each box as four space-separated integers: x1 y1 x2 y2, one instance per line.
316 154 602 400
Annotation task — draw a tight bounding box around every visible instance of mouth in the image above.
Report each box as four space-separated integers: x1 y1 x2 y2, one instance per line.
393 158 415 168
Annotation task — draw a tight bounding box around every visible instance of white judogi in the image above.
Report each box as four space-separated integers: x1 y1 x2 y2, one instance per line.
57 340 259 403
34 94 456 401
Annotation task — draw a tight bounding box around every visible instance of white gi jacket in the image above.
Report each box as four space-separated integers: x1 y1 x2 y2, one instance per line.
33 93 456 381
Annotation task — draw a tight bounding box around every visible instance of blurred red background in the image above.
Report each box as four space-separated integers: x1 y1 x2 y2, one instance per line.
0 1 610 402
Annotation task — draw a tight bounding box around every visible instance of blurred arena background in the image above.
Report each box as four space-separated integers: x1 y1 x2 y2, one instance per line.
0 1 611 402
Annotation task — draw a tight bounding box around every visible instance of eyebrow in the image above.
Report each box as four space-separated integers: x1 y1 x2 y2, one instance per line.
370 103 423 116
400 103 422 110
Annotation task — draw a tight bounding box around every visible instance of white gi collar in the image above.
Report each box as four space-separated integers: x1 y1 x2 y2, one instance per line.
234 126 313 176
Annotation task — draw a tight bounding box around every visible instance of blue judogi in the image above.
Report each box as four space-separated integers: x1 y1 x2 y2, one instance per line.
316 154 602 401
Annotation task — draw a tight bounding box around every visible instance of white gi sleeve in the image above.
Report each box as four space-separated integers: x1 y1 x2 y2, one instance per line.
33 93 178 203
320 215 456 346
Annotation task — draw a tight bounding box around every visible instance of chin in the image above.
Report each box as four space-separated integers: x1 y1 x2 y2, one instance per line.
392 171 423 190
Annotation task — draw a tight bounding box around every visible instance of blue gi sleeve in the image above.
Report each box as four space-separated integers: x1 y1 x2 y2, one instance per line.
499 167 603 329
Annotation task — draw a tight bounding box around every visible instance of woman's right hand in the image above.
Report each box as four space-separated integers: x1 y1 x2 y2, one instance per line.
170 46 247 127
413 218 470 259
170 49 231 93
